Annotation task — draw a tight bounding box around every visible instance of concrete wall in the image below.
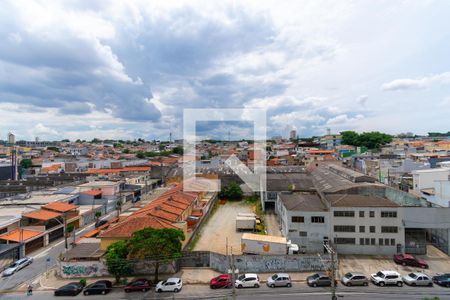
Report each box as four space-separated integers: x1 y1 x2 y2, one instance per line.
60 261 109 278
210 252 331 273
412 169 450 192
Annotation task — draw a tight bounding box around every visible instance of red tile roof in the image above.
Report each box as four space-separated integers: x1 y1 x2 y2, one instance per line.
0 228 43 242
42 202 78 213
81 190 102 196
99 216 176 238
23 209 61 221
84 166 151 174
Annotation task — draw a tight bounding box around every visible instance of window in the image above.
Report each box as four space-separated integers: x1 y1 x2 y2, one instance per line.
299 231 307 237
371 238 375 245
291 216 304 223
359 226 365 233
359 211 365 217
334 225 355 232
381 211 397 218
360 238 364 245
334 238 355 244
311 216 325 223
381 226 398 233
370 226 375 233
384 238 389 246
334 211 355 217
390 239 395 246
365 238 370 245
379 238 384 246
369 211 375 218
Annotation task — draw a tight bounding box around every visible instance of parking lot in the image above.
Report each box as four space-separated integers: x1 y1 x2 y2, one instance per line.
339 245 450 277
193 201 254 255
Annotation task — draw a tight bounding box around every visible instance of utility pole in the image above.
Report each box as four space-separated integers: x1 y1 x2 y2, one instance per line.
63 212 68 249
323 243 337 300
231 250 236 300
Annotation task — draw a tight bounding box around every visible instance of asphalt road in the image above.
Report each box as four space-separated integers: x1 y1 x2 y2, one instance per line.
3 284 450 300
0 211 117 292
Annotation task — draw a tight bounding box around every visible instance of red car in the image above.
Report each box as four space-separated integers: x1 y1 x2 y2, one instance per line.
210 274 232 289
393 254 428 269
124 278 152 293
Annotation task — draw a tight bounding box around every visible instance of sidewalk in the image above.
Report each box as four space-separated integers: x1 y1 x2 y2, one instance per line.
36 267 313 291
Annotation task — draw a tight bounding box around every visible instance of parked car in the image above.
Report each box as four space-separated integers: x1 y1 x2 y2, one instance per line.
235 273 260 288
371 270 403 287
2 257 33 277
402 272 433 286
95 219 108 228
54 282 84 296
210 274 232 289
124 278 152 292
307 273 335 287
267 273 292 288
341 272 369 286
432 273 450 287
393 254 428 269
155 278 183 293
83 280 112 295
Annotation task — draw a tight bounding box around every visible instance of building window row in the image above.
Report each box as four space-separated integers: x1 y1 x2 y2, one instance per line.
291 216 304 223
381 211 397 218
360 238 376 245
334 211 355 217
334 238 355 244
334 225 355 232
311 216 325 223
299 231 307 237
379 238 396 246
381 226 398 233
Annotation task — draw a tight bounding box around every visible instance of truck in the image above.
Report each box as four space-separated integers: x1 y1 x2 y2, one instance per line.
236 216 257 231
241 233 300 255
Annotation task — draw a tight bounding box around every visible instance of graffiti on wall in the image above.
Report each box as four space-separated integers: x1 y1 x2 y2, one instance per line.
61 262 108 278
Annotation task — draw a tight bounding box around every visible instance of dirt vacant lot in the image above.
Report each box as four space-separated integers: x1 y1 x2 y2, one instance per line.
339 245 450 278
193 201 253 255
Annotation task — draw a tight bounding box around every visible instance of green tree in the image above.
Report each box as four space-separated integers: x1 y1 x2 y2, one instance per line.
340 131 392 149
91 138 102 144
61 139 70 142
219 182 243 200
127 228 185 282
136 151 145 159
341 131 360 146
105 241 131 283
47 146 60 152
122 148 130 154
19 158 33 169
172 146 183 155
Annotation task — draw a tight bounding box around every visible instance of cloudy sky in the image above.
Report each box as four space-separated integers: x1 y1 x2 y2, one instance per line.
1 0 449 141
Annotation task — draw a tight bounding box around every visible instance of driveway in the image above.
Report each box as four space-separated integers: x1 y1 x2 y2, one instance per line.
193 201 253 255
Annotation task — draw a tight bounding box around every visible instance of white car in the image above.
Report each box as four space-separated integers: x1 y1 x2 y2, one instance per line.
402 272 433 286
370 270 403 287
155 278 182 293
2 257 33 277
235 273 260 288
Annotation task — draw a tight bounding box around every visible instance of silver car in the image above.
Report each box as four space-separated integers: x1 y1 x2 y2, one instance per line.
402 272 433 287
2 257 33 277
267 273 292 288
341 272 368 286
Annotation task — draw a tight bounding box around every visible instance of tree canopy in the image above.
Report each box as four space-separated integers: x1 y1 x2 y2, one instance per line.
105 241 132 283
127 228 185 281
19 158 33 169
341 131 392 149
219 182 243 200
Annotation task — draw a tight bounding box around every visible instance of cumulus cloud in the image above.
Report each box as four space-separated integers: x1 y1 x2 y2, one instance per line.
381 72 450 91
356 95 368 105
